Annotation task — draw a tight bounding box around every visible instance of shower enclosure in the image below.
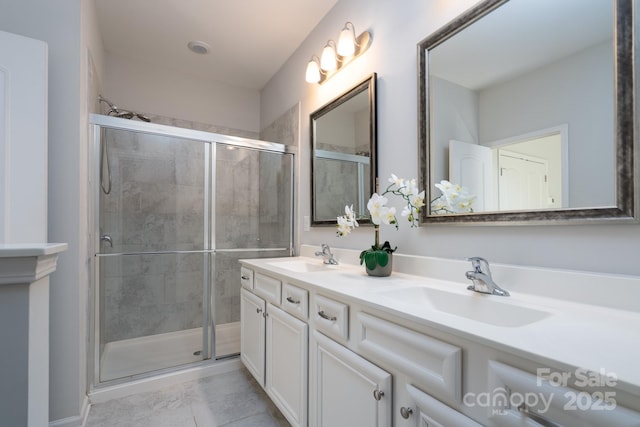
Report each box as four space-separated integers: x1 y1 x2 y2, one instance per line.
90 114 294 385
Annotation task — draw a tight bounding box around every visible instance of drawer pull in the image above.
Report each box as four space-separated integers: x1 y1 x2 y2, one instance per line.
518 404 561 427
256 308 262 314
286 296 300 304
241 275 250 280
373 390 384 401
318 310 337 321
400 407 413 419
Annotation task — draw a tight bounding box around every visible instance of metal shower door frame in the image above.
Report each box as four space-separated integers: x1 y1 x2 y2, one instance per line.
88 114 295 389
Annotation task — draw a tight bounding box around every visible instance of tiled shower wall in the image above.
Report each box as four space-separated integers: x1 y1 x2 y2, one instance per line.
99 130 207 342
99 122 294 343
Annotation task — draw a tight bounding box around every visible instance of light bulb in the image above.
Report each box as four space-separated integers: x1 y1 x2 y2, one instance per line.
337 24 356 57
320 41 337 71
305 59 321 83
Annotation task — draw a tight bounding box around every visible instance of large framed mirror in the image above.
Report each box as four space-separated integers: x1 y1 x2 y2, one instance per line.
311 73 377 225
418 0 637 224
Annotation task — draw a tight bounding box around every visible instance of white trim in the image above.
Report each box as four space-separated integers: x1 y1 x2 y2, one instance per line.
88 358 241 404
48 395 89 427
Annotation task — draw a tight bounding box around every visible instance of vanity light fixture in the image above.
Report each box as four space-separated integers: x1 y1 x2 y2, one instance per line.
337 22 357 56
305 21 371 84
305 56 322 83
320 40 338 71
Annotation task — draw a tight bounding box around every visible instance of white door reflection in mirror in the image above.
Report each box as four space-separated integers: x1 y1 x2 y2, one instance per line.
449 140 493 211
449 126 567 213
498 150 549 210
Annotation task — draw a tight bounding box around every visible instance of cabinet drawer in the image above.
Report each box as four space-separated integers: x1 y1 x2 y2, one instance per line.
355 312 461 402
282 283 309 320
313 294 349 341
254 273 282 305
240 267 254 289
488 361 640 427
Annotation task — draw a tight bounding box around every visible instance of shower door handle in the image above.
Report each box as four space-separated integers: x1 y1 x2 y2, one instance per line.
100 235 113 247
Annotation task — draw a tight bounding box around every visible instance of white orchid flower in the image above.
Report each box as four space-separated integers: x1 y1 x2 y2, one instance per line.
410 191 425 209
344 205 358 228
336 216 353 236
389 174 404 187
379 206 397 226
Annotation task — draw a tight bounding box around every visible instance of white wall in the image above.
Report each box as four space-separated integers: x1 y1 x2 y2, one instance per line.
261 0 640 276
103 52 261 133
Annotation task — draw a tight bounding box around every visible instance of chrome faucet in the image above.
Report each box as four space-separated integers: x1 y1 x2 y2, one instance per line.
315 243 338 265
465 257 509 296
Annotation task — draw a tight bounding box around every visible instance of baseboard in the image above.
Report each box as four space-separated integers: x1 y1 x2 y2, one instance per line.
88 358 242 404
49 395 90 427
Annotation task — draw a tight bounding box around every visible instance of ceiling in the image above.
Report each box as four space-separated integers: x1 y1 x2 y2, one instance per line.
95 0 339 90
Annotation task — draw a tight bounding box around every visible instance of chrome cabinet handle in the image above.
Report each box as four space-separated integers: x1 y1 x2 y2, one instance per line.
518 404 562 427
318 310 337 321
256 308 262 314
241 275 250 280
286 296 300 304
373 390 384 401
400 407 413 419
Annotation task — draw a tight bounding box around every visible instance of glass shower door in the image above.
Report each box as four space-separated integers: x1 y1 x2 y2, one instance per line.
97 127 210 382
213 144 293 358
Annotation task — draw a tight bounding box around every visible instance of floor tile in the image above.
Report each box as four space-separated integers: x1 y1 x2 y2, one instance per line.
85 367 290 427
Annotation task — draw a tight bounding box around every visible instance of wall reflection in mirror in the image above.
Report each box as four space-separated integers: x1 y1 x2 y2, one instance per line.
311 74 377 224
419 0 637 223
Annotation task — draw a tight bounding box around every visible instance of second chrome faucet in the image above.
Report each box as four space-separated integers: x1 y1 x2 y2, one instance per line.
315 244 338 265
465 257 509 296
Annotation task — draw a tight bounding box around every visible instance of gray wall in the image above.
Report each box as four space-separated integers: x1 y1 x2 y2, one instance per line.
261 0 640 276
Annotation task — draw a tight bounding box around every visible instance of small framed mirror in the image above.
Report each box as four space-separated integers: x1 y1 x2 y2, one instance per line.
311 73 377 225
418 0 637 224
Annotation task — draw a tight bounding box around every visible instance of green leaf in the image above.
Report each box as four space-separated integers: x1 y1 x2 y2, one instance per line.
364 251 377 270
375 250 389 267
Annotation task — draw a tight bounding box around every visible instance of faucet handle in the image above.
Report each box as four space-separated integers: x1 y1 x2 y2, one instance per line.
466 257 490 274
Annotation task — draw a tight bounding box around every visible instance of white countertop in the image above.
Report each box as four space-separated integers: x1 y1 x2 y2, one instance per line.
240 250 640 397
0 243 68 257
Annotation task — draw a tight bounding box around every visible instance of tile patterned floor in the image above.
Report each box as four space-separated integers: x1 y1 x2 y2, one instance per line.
85 368 291 427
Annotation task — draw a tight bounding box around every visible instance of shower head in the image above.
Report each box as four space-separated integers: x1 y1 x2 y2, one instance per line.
98 95 119 116
98 95 151 122
134 113 151 122
114 111 134 120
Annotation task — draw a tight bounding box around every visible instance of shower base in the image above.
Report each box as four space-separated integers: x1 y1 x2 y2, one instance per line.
100 322 240 382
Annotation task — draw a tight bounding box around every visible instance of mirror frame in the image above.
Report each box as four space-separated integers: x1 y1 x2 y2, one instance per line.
417 0 637 224
310 73 378 225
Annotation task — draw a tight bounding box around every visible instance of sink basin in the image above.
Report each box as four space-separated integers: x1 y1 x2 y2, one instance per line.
376 286 550 327
267 259 332 273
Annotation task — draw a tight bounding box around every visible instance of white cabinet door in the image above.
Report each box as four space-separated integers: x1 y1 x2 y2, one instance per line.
240 288 265 386
265 303 308 427
404 384 481 427
310 330 392 427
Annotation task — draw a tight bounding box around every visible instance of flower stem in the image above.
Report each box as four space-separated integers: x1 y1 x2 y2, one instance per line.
374 225 380 248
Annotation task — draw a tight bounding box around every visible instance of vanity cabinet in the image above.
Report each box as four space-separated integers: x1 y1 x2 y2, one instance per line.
266 303 308 427
240 257 640 427
240 274 308 427
240 288 265 385
310 330 392 427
